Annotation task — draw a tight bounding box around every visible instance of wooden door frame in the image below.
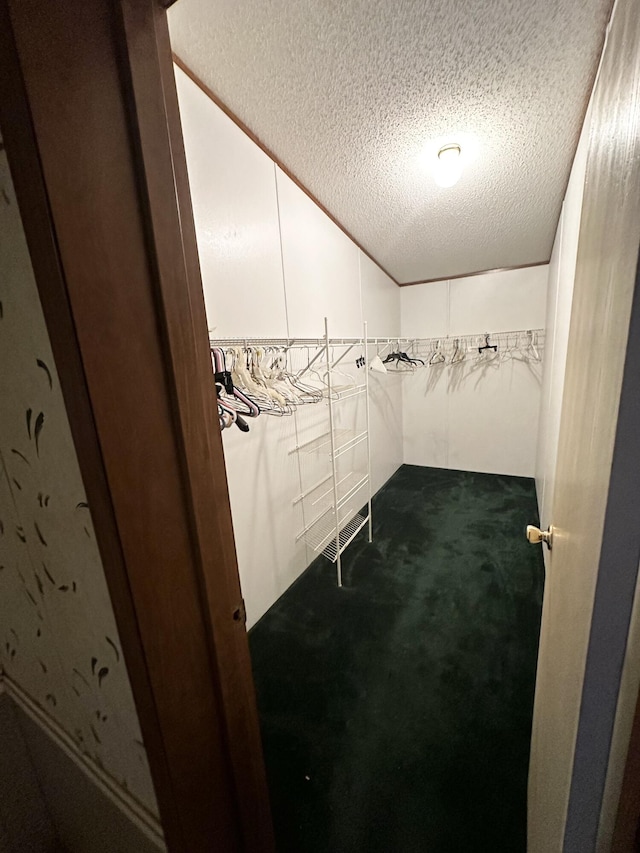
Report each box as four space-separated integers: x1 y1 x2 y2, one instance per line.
0 0 273 850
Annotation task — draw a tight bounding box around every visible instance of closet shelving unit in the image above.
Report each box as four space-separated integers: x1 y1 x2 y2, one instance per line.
291 319 373 587
210 325 377 587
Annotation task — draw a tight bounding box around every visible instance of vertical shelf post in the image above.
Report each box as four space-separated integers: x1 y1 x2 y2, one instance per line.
324 317 342 587
364 320 373 543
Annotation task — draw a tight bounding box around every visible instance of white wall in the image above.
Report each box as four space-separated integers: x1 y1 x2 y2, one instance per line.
176 65 402 627
536 105 592 532
400 266 548 476
360 253 403 493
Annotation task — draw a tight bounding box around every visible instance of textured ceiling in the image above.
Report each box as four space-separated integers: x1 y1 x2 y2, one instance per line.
169 0 611 284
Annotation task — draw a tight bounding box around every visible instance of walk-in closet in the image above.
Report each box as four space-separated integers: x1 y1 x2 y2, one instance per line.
166 0 622 849
3 0 640 849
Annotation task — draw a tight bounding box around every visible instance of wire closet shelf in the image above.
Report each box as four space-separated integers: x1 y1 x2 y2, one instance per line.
209 328 545 361
289 319 373 587
211 320 374 587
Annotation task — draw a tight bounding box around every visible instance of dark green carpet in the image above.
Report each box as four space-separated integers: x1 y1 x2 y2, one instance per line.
249 465 544 852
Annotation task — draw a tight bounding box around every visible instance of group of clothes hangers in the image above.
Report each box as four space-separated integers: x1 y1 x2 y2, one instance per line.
382 351 425 371
212 343 363 432
212 347 259 432
474 330 542 363
211 331 543 429
395 330 543 369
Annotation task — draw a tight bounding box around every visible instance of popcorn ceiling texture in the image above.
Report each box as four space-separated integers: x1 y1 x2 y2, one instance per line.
169 0 611 283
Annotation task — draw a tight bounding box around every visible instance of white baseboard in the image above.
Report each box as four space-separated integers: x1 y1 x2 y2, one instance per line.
0 673 165 850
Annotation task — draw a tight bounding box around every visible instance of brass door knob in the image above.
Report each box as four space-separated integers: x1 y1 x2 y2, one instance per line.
526 524 553 550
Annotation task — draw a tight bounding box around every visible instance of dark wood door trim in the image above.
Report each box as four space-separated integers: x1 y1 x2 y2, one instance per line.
117 3 273 848
0 0 273 850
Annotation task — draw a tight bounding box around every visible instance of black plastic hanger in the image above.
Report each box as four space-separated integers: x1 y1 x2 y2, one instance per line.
477 334 497 354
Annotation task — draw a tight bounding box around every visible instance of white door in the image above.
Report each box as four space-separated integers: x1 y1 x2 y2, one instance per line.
528 0 640 850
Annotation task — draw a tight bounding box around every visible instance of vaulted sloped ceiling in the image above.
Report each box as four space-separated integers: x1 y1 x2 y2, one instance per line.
169 0 611 284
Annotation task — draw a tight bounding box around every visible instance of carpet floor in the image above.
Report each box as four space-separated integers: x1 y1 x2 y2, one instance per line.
249 465 544 852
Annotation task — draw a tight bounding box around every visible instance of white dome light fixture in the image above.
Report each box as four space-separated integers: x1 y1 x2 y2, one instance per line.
434 143 463 188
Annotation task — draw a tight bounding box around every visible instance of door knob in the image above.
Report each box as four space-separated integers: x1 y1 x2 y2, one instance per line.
526 524 553 550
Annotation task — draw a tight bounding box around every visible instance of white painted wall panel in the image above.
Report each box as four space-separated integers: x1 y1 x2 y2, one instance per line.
360 252 400 338
176 68 402 624
400 280 449 339
447 359 543 476
367 370 403 494
402 366 449 469
536 105 592 531
401 266 548 475
360 252 403 493
222 415 307 628
449 266 548 334
277 168 362 338
400 280 449 468
177 65 303 626
175 66 287 338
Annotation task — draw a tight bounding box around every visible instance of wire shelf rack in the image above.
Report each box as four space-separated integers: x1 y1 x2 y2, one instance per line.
322 513 369 563
301 503 368 563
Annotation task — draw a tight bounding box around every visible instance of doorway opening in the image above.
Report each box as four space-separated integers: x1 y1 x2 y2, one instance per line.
164 0 616 848
5 0 640 850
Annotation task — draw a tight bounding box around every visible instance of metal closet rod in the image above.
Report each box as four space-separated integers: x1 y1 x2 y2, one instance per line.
408 328 546 345
210 335 373 346
209 327 545 348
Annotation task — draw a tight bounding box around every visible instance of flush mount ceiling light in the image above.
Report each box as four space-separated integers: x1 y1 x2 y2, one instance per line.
434 143 463 188
419 133 478 189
